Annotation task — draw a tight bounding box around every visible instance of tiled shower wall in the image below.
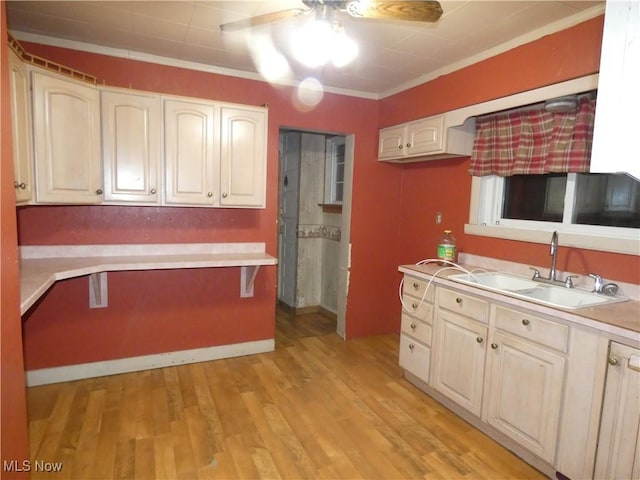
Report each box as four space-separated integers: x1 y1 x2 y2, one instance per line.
296 133 341 313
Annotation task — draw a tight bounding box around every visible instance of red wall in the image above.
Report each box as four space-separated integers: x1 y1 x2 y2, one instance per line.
1 1 30 475
14 14 640 375
17 41 397 369
382 16 639 286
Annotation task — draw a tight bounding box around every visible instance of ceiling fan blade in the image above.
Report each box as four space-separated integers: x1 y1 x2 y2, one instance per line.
220 8 310 32
345 0 443 23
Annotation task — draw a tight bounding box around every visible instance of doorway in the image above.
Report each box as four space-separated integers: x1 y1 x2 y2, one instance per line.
277 129 353 338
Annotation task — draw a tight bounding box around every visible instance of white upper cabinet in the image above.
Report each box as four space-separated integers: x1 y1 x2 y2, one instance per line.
591 0 640 180
31 70 102 204
101 89 161 204
8 49 34 204
12 55 268 209
163 99 216 206
378 114 474 162
219 105 267 208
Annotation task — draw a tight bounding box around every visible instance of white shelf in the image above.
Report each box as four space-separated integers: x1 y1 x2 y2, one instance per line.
19 242 277 314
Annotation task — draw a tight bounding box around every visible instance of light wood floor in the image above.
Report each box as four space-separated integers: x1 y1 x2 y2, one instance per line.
27 308 545 479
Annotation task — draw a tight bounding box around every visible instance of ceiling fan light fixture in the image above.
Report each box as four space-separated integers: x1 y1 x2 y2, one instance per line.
291 18 359 68
292 19 334 68
330 24 359 68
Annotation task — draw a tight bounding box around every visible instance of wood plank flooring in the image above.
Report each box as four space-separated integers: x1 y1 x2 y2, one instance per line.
26 309 545 479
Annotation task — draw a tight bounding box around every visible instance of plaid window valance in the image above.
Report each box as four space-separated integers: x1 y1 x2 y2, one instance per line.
469 96 596 176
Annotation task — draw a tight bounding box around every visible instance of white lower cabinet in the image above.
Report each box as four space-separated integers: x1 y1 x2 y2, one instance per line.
431 296 488 416
485 330 565 463
398 275 435 383
594 341 640 480
398 275 620 478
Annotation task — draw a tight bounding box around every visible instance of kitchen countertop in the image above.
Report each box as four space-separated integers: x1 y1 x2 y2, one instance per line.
20 243 277 315
399 263 640 342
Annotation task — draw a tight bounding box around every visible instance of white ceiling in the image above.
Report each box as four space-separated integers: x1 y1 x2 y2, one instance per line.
6 1 604 98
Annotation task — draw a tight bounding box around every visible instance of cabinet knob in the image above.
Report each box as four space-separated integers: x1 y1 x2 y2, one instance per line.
96 188 103 195
412 282 419 289
410 323 417 330
521 319 530 326
408 344 415 350
491 343 498 350
608 356 619 366
476 337 483 344
406 143 411 148
456 297 463 304
207 192 213 197
411 303 418 310
398 145 403 150
14 181 26 189
222 192 228 198
150 188 157 195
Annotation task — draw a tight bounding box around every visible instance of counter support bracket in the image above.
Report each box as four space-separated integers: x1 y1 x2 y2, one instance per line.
241 266 260 298
89 272 108 308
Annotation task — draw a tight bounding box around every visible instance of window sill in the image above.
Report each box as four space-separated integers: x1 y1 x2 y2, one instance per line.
319 203 342 214
464 223 639 256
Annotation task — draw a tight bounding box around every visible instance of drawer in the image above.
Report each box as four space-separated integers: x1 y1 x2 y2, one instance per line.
438 288 488 323
399 334 430 383
402 293 434 323
493 305 569 353
403 276 435 303
401 313 432 345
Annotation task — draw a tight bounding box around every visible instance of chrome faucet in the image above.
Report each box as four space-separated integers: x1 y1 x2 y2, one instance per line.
530 231 576 287
549 231 558 282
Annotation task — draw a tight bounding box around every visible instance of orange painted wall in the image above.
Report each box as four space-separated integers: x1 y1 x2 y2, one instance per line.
1 1 30 474
382 16 640 285
17 40 399 370
14 15 640 376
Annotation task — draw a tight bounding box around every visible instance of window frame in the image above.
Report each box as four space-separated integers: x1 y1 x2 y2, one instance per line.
467 174 640 255
324 136 345 206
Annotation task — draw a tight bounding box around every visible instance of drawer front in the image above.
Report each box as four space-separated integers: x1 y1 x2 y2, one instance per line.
493 305 569 353
401 313 432 346
403 276 435 303
402 293 434 323
399 334 430 383
438 288 488 323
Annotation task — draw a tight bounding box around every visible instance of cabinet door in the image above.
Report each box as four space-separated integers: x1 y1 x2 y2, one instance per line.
594 342 640 480
164 99 216 206
219 105 267 207
485 332 565 463
431 309 487 416
399 334 431 383
378 125 406 159
32 70 102 204
406 115 444 156
8 50 34 204
101 90 161 204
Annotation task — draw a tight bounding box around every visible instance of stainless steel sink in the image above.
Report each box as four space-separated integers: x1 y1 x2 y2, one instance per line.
448 272 629 310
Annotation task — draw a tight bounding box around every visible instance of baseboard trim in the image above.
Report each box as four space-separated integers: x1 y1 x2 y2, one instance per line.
26 339 275 386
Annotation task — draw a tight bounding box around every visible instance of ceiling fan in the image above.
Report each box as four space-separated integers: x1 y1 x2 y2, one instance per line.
219 0 444 32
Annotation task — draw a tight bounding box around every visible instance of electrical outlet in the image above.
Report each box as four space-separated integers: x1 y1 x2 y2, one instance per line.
436 212 442 224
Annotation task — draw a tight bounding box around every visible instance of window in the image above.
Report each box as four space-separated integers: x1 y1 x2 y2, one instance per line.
468 173 640 254
324 136 345 205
